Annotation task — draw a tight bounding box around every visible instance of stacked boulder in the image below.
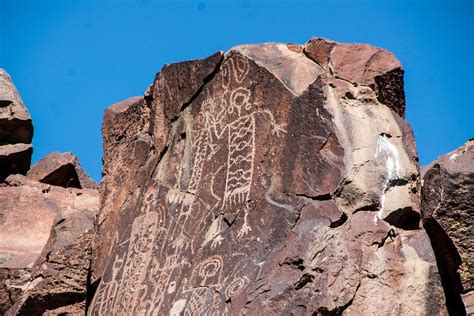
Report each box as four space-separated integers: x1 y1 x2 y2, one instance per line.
0 69 33 181
0 69 99 315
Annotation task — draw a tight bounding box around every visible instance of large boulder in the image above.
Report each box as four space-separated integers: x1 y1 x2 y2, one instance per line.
89 38 446 314
422 138 473 315
0 69 33 181
0 69 100 315
0 174 99 314
28 151 98 189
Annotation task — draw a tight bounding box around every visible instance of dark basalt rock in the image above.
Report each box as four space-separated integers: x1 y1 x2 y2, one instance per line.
422 139 474 315
0 143 32 181
88 39 446 315
0 69 33 181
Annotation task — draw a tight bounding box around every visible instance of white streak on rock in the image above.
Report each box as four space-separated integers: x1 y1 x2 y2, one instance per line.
374 134 401 223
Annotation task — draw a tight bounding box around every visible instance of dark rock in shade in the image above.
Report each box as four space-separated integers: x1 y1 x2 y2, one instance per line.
0 69 34 145
0 69 34 181
6 233 95 316
422 139 474 315
88 39 447 314
0 174 99 315
0 143 32 181
28 151 98 189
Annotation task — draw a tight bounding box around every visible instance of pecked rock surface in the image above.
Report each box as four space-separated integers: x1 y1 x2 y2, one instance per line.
0 174 99 315
422 139 474 315
0 69 33 181
89 38 447 315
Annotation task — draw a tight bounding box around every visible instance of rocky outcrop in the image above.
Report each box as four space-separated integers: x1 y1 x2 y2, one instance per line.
89 38 446 314
422 139 473 315
0 175 99 314
0 69 33 181
28 151 98 189
0 70 100 315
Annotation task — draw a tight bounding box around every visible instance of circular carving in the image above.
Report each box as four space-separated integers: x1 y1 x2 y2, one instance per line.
129 255 143 270
230 88 251 114
198 256 222 279
134 237 152 253
226 276 249 299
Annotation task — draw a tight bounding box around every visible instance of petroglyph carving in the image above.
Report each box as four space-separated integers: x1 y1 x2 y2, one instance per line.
91 54 287 314
202 216 225 248
167 188 194 206
225 276 250 300
86 41 447 316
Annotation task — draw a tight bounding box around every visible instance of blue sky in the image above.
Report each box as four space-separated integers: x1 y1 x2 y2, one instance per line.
1 0 472 181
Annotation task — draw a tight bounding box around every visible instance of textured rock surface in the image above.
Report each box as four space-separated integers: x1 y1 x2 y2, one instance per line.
89 38 446 314
0 143 33 182
6 233 95 315
28 151 98 189
422 139 473 314
0 174 99 314
0 69 33 181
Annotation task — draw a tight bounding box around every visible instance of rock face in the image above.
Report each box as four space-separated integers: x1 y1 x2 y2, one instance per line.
0 69 33 181
422 139 474 315
28 151 98 189
0 175 99 314
0 69 100 315
89 38 446 314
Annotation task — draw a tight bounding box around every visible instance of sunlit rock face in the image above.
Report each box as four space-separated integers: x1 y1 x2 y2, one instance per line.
0 174 99 315
89 38 446 315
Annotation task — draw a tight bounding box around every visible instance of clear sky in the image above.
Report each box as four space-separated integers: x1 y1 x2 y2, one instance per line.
1 0 472 181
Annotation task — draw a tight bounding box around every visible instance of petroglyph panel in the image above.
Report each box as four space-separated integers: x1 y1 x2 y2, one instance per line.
90 41 445 315
90 51 296 314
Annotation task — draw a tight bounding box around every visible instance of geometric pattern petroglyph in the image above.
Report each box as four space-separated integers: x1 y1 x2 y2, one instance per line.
89 54 286 315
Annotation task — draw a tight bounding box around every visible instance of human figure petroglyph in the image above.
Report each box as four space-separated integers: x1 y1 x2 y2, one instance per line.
91 54 287 315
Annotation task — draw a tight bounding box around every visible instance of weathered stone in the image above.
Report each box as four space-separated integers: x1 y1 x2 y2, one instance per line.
303 37 336 70
89 39 446 314
0 174 99 314
6 233 95 316
463 291 474 315
28 151 98 189
92 51 224 281
0 69 33 144
0 268 31 315
0 143 32 181
91 96 152 282
304 37 406 117
422 139 474 315
0 69 34 182
0 175 57 268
